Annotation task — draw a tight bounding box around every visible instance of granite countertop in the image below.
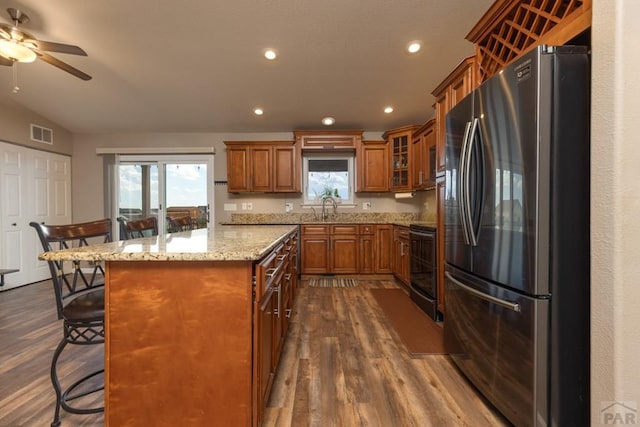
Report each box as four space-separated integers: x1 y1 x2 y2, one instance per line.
38 225 297 262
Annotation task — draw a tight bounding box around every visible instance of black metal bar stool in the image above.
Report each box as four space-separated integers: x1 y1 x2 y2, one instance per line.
30 219 111 427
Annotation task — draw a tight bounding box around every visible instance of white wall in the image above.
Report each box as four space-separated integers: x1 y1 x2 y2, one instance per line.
0 97 73 154
591 0 640 423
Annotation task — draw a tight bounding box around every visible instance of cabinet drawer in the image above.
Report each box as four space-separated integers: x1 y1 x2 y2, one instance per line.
331 225 358 234
301 225 329 234
394 226 409 240
256 243 287 298
359 224 375 235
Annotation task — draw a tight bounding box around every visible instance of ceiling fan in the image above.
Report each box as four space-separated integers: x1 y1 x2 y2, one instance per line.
0 7 91 81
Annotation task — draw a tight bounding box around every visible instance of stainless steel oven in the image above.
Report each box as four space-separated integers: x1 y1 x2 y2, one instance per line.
409 224 441 321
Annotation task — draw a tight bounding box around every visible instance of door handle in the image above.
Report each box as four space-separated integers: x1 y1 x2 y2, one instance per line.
463 118 480 247
446 271 521 312
459 121 472 245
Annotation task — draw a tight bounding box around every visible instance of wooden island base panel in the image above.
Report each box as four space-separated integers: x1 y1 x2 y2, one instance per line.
105 260 254 426
39 225 298 427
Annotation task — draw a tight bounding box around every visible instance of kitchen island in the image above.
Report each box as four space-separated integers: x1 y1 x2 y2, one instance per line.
39 225 298 427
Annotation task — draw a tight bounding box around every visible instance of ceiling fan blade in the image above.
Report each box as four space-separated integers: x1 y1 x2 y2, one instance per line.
0 55 13 66
25 39 87 56
0 27 9 40
35 50 91 81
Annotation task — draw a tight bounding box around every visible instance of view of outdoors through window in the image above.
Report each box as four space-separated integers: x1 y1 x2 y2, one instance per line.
118 162 209 231
305 158 352 203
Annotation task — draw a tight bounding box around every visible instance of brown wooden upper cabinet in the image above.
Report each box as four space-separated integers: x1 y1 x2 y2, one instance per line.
383 125 420 192
224 141 301 193
356 140 388 192
411 119 436 190
431 56 477 176
294 130 362 151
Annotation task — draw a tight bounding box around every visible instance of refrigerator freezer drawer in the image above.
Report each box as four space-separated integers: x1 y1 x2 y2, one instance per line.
444 265 549 427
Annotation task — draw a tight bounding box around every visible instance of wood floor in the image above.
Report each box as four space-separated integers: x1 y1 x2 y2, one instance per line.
0 278 509 426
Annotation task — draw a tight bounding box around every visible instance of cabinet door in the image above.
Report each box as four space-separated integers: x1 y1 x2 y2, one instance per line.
424 124 436 185
434 91 449 175
301 236 329 274
272 270 285 368
390 132 411 191
357 141 388 192
375 225 393 273
393 236 403 279
450 65 474 108
411 133 425 190
256 288 275 418
250 147 272 192
281 268 293 337
226 147 250 192
273 145 300 193
331 235 358 274
436 178 446 315
359 235 375 274
392 226 410 287
400 236 410 285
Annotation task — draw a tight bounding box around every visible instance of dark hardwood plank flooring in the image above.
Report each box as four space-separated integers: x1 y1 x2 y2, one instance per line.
266 277 509 426
0 278 508 426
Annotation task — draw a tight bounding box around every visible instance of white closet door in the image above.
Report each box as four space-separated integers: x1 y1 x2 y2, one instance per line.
0 146 29 287
0 143 71 290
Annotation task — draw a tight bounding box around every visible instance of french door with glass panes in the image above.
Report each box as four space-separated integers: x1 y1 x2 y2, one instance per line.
115 155 213 238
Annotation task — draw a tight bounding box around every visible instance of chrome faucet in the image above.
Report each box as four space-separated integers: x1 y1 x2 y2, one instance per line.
321 196 338 221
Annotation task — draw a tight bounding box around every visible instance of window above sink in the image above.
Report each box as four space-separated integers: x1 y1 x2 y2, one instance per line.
302 153 354 205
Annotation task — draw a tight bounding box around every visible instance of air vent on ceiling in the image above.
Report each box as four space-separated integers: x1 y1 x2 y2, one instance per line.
30 124 53 144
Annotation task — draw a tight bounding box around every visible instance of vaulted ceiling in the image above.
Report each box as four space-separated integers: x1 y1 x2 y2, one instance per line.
0 0 493 133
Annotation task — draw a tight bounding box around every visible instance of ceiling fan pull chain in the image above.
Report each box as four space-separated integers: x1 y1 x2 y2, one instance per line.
12 62 19 93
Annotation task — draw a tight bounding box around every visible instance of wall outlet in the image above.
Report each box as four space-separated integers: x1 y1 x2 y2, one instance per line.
362 202 371 210
241 203 247 210
285 202 293 212
246 202 253 210
223 203 237 211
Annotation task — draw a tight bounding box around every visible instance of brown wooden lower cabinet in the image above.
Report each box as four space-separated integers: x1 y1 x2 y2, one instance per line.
301 224 395 275
359 225 375 274
392 225 410 287
301 225 330 274
375 225 393 273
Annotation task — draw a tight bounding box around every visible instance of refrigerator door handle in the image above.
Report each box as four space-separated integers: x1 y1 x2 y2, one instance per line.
462 118 478 246
466 117 482 246
458 121 473 245
446 271 521 312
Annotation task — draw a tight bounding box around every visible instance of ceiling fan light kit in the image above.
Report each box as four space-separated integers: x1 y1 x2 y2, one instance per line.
0 7 92 83
0 38 36 62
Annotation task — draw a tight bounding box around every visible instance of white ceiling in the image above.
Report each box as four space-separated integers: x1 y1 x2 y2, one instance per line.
0 0 493 134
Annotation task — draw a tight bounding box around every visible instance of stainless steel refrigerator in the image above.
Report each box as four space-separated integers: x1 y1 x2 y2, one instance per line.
443 45 590 427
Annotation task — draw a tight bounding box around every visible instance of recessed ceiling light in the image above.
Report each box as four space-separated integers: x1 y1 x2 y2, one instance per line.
263 49 277 60
407 41 422 54
384 106 394 114
321 117 335 126
254 108 264 115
